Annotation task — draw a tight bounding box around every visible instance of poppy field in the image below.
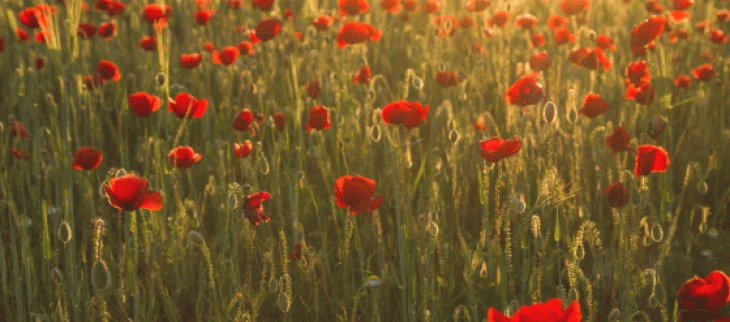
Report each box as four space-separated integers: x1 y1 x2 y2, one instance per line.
3 0 730 321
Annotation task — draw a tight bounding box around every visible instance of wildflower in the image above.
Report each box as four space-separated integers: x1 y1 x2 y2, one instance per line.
312 15 334 30
693 64 716 82
479 136 521 162
211 46 239 65
97 60 121 81
234 141 254 158
466 0 490 12
249 18 282 43
305 106 330 131
194 9 215 25
10 121 30 138
547 15 568 29
560 0 590 15
143 4 172 24
435 71 461 88
242 191 272 225
554 28 576 45
630 15 666 55
634 145 670 177
625 82 655 105
422 0 441 13
71 147 103 170
289 244 303 260
381 0 402 13
138 36 157 51
274 113 286 131
673 75 691 88
16 29 29 42
305 80 321 99
78 23 96 38
381 100 429 129
168 93 208 119
168 147 202 170
676 270 730 315
334 175 384 215
353 65 371 84
605 126 633 153
568 47 611 70
604 182 630 208
488 299 581 322
710 29 728 44
625 61 651 87
336 21 381 48
515 14 537 29
578 93 609 118
11 148 29 160
180 53 203 69
504 73 544 106
529 52 551 72
530 33 546 47
339 0 370 16
232 109 257 133
490 11 510 28
596 34 616 51
252 0 275 11
104 174 162 211
128 92 161 117
19 6 51 29
98 22 116 40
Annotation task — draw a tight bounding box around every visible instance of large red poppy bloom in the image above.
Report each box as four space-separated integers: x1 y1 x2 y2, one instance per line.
490 11 510 27
97 60 121 81
143 4 172 23
560 0 590 15
19 6 53 29
168 147 202 170
630 15 666 54
194 10 214 25
339 0 370 16
605 126 633 153
578 93 609 118
604 182 630 208
487 298 581 322
529 52 551 72
625 61 651 87
336 21 382 48
243 191 272 225
305 106 331 131
625 82 655 105
635 145 670 177
71 147 103 170
568 47 611 70
211 46 239 65
466 0 490 12
676 271 730 312
479 136 521 162
353 65 371 84
168 93 208 119
232 109 256 133
515 14 537 29
693 64 716 82
104 174 162 211
334 175 384 215
504 73 544 106
381 100 429 129
234 140 254 158
252 0 275 11
249 18 282 43
435 71 461 87
180 53 203 69
98 22 116 40
128 92 161 117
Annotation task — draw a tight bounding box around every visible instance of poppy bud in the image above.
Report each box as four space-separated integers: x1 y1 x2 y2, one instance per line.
156 73 165 86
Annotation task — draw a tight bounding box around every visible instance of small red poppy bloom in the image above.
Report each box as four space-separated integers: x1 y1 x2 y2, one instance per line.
676 270 730 312
35 30 52 43
673 0 694 10
625 82 655 105
274 113 286 131
334 175 384 215
554 27 576 45
249 18 282 43
490 11 510 27
529 52 551 72
168 147 202 170
579 93 609 118
143 4 172 23
595 34 616 51
237 41 256 55
515 14 537 29
336 21 382 48
693 64 716 82
474 118 488 132
10 121 30 138
710 29 728 44
168 93 208 119
305 80 321 99
530 33 546 47
339 0 370 16
97 60 121 81
78 23 96 38
560 0 590 15
289 244 303 260
11 148 29 160
458 16 475 29
381 100 429 129
403 0 418 11
104 174 162 211
128 92 161 117
625 61 651 87
504 73 544 106
98 22 116 40
630 15 666 50
19 6 50 29
635 145 669 177
211 46 239 65
435 71 461 87
202 42 215 53
568 47 611 70
353 65 371 84
488 299 581 322
234 140 254 158
305 106 330 131
606 126 633 153
381 0 402 13
673 75 691 88
466 0 490 12
71 147 103 170
228 0 243 9
180 53 203 69
717 9 730 22
194 10 214 25
479 136 521 162
312 15 334 30
99 1 125 16
604 182 629 208
547 15 568 29
16 29 29 42
232 109 256 133
252 0 275 11
243 191 272 225
422 0 441 13
434 15 458 37
82 75 105 91
138 36 157 51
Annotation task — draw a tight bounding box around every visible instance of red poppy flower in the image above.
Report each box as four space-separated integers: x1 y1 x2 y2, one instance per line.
693 64 716 82
97 60 121 81
530 33 546 47
312 15 334 30
435 71 461 87
529 52 551 72
19 6 50 29
202 42 215 52
71 147 103 170
578 93 609 118
630 15 666 51
554 28 576 45
488 299 581 322
339 0 370 16
381 0 402 13
289 244 303 260
168 147 202 170
625 61 651 86
515 14 537 29
634 145 669 177
128 92 161 117
595 34 616 51
274 113 286 131
16 29 29 42
138 36 157 51
422 0 441 13
669 10 691 24
143 4 172 23
234 140 254 158
334 175 384 215
504 73 544 106
606 126 633 153
673 75 691 88
466 0 490 12
479 136 521 162
95 0 125 16
0 36 4 53
82 75 105 91
232 109 256 133
11 148 29 160
336 21 382 48
35 30 52 43
305 106 330 131
305 80 321 99
710 29 728 44
237 41 256 55
474 118 488 132
194 10 214 25
242 191 272 225
249 18 282 43
180 53 203 69
211 46 239 65
35 57 45 70
568 47 611 70
381 100 429 129
10 120 29 138
168 93 208 119
547 15 568 29
673 0 694 10
676 271 730 312
717 9 730 22
104 174 162 211
458 16 475 29
434 15 458 37
353 65 371 84
98 22 116 40
404 0 418 11
560 0 590 15
252 0 275 11
228 0 243 9
625 82 654 105
490 11 510 27
77 23 96 38
604 182 630 208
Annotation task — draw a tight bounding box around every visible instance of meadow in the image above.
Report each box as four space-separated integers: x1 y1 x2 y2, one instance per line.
1 0 730 321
